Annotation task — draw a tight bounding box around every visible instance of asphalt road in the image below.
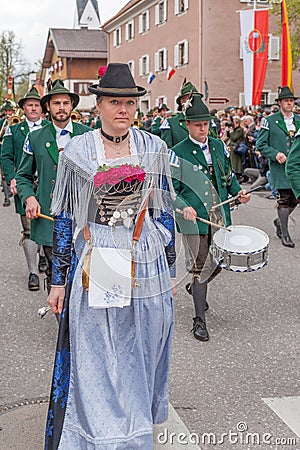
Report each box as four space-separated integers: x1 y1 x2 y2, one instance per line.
0 188 299 450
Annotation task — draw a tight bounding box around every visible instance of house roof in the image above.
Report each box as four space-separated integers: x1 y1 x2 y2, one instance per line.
77 0 100 21
43 28 107 67
102 0 139 28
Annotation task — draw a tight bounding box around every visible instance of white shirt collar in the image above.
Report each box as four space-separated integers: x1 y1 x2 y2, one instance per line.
189 136 209 148
26 118 42 128
53 120 73 136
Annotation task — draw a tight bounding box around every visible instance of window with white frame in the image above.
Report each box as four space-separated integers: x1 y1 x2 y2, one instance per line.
174 39 189 66
155 0 167 25
128 60 135 78
240 0 269 3
155 48 167 71
125 20 135 41
174 0 188 15
139 11 150 34
139 55 150 76
113 27 122 46
239 34 279 60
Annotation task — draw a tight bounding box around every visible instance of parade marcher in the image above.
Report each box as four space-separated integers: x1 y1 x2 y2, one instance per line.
1 87 49 290
172 93 250 341
160 80 198 148
286 128 300 199
0 100 15 207
45 63 176 449
256 86 300 247
228 116 245 182
151 103 168 136
16 79 90 293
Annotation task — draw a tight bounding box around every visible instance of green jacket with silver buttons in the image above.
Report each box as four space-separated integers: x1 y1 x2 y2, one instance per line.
172 136 241 234
256 111 300 190
16 121 90 246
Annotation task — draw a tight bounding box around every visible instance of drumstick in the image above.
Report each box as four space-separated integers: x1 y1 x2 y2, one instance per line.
210 185 262 211
175 208 230 231
37 213 54 222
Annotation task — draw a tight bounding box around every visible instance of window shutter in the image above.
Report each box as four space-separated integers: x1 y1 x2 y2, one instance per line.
174 44 179 67
131 20 135 38
183 40 189 64
239 92 245 107
146 11 150 30
184 0 189 10
139 58 143 76
155 5 159 25
113 30 117 47
163 48 167 70
174 0 179 15
154 52 159 71
269 92 277 104
125 24 129 41
146 55 150 74
163 0 168 22
139 15 143 33
269 36 280 60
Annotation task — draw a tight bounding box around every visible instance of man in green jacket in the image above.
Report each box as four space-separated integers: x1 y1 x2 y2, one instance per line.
1 87 49 290
172 93 250 341
256 86 300 248
0 100 15 207
160 80 198 148
16 79 90 292
286 129 300 199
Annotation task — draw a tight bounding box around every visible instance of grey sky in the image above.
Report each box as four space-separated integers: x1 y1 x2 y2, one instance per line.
0 0 127 65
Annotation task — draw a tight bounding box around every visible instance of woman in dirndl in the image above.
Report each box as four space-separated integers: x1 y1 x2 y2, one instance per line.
45 63 176 450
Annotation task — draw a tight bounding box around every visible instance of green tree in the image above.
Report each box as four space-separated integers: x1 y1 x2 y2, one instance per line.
270 0 300 70
0 30 31 105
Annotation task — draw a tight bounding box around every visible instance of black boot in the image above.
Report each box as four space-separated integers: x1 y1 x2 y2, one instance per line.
191 317 209 341
277 208 295 248
273 218 282 239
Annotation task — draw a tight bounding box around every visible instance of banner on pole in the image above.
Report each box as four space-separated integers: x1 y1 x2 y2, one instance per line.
240 9 269 106
281 0 293 88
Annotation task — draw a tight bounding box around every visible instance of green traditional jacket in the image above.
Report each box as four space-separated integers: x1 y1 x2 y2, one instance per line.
285 129 300 199
172 136 241 234
160 113 188 148
16 121 90 246
1 119 49 214
256 111 300 189
150 116 163 136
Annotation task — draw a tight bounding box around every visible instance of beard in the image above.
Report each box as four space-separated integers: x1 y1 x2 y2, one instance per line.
51 110 71 122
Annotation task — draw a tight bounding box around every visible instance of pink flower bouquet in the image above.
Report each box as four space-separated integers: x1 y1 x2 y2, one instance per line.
94 164 146 188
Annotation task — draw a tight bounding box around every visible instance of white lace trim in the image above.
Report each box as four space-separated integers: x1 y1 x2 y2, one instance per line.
92 128 137 166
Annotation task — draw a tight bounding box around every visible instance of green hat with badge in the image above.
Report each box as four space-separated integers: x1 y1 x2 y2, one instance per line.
41 79 79 110
276 86 297 101
176 80 199 111
18 86 41 109
181 93 212 121
1 100 14 111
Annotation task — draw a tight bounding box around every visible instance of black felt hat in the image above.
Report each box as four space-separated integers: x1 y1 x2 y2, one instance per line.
41 79 79 110
88 63 146 97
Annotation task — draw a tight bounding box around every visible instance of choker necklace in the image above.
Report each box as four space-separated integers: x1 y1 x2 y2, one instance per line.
101 129 129 144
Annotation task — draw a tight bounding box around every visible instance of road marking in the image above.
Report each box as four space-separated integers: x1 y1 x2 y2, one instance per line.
153 403 201 449
262 396 300 437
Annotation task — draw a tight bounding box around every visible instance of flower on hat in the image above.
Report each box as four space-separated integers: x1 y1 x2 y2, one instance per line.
98 66 107 79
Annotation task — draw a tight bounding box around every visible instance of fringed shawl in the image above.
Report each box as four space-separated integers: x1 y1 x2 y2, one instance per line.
51 128 175 229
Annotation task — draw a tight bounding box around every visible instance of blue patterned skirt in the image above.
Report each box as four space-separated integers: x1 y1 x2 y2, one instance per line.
45 220 174 450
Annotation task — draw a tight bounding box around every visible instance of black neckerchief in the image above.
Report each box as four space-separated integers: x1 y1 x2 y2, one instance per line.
101 128 129 144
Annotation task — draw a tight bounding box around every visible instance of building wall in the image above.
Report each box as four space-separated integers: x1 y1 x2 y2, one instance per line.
104 0 300 110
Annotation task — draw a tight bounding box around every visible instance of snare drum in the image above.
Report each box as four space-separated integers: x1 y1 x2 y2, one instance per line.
210 225 269 272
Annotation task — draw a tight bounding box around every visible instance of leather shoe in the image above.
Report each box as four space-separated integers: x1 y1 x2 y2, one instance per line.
38 255 47 273
281 235 295 248
28 273 40 291
191 317 209 341
273 219 282 239
185 283 209 310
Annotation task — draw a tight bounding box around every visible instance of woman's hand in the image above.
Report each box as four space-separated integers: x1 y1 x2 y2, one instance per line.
47 286 66 314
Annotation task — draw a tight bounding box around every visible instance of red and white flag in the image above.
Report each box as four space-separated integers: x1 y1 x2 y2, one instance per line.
240 9 269 106
167 66 175 81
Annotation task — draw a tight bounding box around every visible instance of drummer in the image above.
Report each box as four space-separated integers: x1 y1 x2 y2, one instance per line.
171 93 250 341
